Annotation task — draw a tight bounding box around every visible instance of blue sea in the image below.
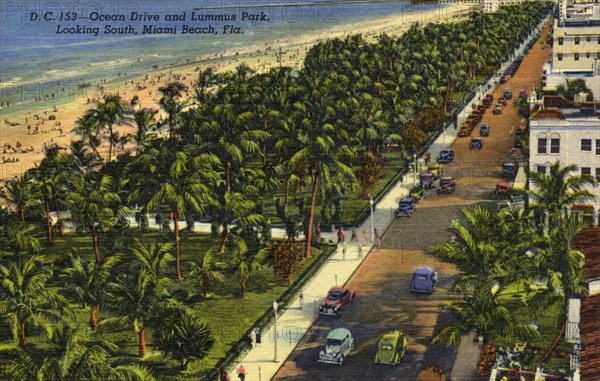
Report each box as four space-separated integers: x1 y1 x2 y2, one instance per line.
0 0 449 114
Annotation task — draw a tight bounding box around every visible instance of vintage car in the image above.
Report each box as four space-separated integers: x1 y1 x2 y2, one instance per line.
503 88 513 100
419 172 435 189
515 123 527 134
396 197 416 217
501 163 517 178
437 177 456 194
497 97 507 106
437 149 455 163
319 286 355 316
427 162 441 178
469 137 483 150
479 124 490 137
519 89 527 99
410 267 438 294
318 328 354 365
494 180 512 199
482 94 494 106
375 330 407 365
492 105 503 115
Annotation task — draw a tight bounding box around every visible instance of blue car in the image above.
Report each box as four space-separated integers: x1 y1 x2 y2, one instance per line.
479 124 490 137
395 197 416 218
501 162 517 178
437 149 454 163
469 137 483 150
410 267 438 294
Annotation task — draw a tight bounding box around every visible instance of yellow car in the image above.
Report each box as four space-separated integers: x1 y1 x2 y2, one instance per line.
427 162 441 178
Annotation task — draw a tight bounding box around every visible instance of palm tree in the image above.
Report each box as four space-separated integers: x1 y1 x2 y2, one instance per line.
74 110 104 166
128 141 219 280
212 191 263 253
158 82 187 140
132 108 158 154
60 251 122 331
66 173 127 264
97 94 130 163
432 277 540 346
30 167 55 244
0 173 35 224
526 161 597 228
188 251 227 297
229 236 268 299
0 256 71 347
0 222 41 258
105 246 173 358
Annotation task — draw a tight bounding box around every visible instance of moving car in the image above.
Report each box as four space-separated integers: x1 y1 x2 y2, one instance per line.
427 162 441 178
501 163 517 178
494 180 512 199
375 330 407 365
419 172 435 189
437 149 455 163
479 124 490 137
410 267 438 293
318 328 354 365
492 105 503 115
396 197 416 217
437 177 456 194
469 137 483 150
319 286 355 316
503 88 513 100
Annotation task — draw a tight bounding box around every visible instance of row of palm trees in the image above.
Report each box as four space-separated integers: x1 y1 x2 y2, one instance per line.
429 162 597 362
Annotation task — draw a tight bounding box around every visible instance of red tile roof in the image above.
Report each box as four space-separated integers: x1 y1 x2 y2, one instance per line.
573 227 600 280
530 108 567 120
580 294 600 381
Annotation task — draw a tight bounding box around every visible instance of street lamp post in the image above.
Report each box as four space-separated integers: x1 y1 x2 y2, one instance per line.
273 300 279 363
413 154 417 184
369 198 374 243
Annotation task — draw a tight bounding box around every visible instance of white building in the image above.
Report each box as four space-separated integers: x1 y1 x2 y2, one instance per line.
529 95 600 225
483 0 543 13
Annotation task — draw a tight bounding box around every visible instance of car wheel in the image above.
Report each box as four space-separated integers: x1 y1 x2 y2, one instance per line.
338 356 344 366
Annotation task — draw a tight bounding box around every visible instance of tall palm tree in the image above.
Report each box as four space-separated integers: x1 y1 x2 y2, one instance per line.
60 252 122 331
74 110 104 166
158 82 187 140
97 94 130 163
212 191 263 253
132 108 158 154
0 173 35 224
188 251 227 297
526 161 597 228
0 222 41 258
0 256 71 347
128 141 219 280
128 238 175 278
66 173 127 264
30 167 55 244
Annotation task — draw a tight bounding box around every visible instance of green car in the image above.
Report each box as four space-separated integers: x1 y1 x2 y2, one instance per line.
374 330 407 365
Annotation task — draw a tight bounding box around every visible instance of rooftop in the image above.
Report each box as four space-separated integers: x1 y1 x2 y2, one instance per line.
579 294 600 381
573 226 600 280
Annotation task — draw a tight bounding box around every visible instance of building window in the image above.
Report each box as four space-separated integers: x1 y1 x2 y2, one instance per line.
558 53 563 61
538 138 548 154
574 53 580 61
586 52 591 58
575 37 580 45
581 167 591 176
597 52 600 59
582 139 592 151
596 168 600 182
550 138 560 153
558 37 564 45
596 139 600 155
587 36 592 42
537 165 547 174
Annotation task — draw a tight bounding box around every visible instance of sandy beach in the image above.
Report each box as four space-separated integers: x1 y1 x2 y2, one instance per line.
0 3 473 182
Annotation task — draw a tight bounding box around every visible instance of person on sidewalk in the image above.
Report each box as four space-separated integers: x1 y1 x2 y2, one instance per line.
220 368 231 381
350 227 358 242
399 175 403 185
361 230 368 245
358 244 363 260
254 327 261 346
249 329 256 348
374 228 381 250
236 365 246 381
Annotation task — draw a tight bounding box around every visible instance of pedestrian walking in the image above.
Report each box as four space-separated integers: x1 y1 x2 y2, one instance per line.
254 327 261 346
374 228 381 250
340 228 345 243
220 368 231 381
337 227 343 244
399 175 404 185
236 365 246 381
299 290 304 309
342 243 347 260
350 227 358 242
249 328 256 348
361 230 368 245
358 244 363 260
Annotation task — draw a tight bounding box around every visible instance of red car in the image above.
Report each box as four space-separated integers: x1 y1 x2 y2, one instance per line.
494 180 512 199
319 286 356 316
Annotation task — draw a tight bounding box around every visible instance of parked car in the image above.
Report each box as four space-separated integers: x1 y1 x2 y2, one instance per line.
319 286 355 316
396 197 416 217
497 97 507 106
318 328 354 365
503 88 513 100
437 177 456 194
492 105 503 115
427 162 441 178
469 137 483 150
410 267 438 294
494 180 512 199
479 124 490 137
375 330 407 365
501 163 517 178
419 172 435 189
437 149 454 163
482 94 494 106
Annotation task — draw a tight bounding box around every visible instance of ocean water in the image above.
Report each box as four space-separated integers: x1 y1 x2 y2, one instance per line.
0 0 449 113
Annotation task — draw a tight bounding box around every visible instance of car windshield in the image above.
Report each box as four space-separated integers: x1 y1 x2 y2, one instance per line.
416 275 428 281
379 342 393 350
328 292 342 300
497 186 509 191
327 339 342 346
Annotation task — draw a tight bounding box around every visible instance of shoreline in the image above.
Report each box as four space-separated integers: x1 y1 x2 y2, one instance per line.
0 3 473 182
